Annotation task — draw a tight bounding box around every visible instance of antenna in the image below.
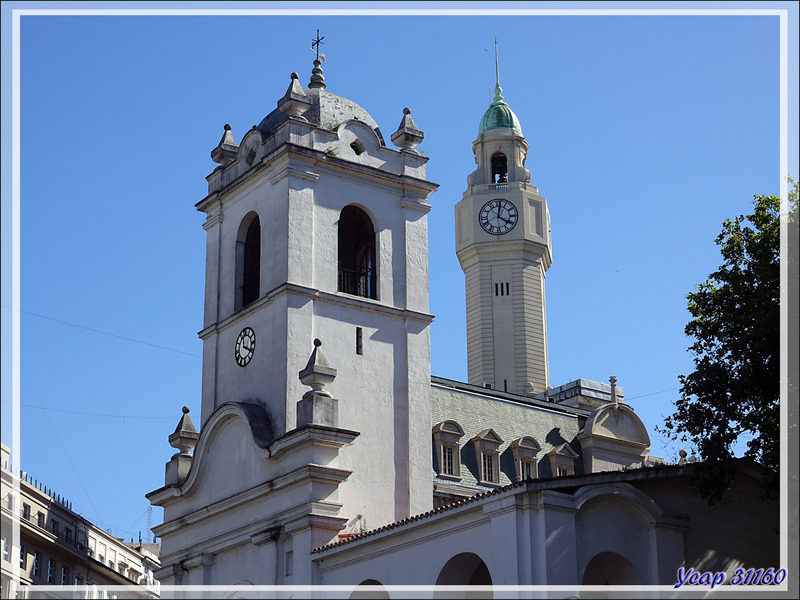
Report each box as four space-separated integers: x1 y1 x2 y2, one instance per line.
494 37 499 86
147 505 152 543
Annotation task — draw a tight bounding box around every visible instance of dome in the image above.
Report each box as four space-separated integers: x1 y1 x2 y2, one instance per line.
257 88 385 145
478 83 522 135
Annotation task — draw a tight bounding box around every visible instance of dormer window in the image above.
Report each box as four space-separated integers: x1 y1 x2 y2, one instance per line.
491 152 508 183
471 428 503 486
546 443 578 477
510 436 541 481
432 421 464 479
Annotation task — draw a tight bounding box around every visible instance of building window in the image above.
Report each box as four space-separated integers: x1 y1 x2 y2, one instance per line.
510 436 541 482
482 452 496 483
522 461 533 480
51 519 59 536
546 443 579 478
491 152 508 183
19 545 26 569
47 558 55 583
442 446 455 476
355 327 363 355
22 503 30 520
432 421 465 479
338 205 377 299
98 555 104 565
235 212 261 311
37 512 45 528
471 428 504 486
65 529 72 545
1 537 8 561
33 552 41 577
75 575 83 586
61 566 69 586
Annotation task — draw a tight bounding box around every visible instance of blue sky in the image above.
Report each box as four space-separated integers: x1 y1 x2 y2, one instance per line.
2 2 798 544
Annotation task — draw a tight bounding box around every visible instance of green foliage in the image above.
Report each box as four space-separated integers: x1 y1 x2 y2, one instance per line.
661 179 798 504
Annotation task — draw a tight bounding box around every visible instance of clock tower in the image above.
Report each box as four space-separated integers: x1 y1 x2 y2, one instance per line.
455 75 552 396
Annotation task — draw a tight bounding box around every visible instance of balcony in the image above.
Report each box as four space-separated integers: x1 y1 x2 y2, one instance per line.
338 264 376 300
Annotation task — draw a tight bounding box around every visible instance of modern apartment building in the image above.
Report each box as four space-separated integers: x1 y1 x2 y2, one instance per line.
1 443 160 598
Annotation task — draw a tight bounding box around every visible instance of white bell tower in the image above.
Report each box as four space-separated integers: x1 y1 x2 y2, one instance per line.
161 47 435 526
455 53 552 395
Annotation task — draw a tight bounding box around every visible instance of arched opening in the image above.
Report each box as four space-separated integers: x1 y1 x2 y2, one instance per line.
350 579 389 599
235 213 261 311
490 152 508 183
434 552 492 598
338 205 376 299
582 551 642 585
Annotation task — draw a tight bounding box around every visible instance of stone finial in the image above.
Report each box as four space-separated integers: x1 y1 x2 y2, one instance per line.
390 107 424 152
308 59 326 90
297 339 338 428
277 72 312 119
609 376 618 408
165 406 198 486
211 124 239 165
678 449 688 466
299 339 336 397
168 406 199 456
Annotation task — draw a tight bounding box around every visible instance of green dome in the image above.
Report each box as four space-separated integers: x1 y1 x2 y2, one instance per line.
478 83 522 135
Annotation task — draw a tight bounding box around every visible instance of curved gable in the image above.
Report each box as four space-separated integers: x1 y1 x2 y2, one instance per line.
175 403 276 510
584 404 650 447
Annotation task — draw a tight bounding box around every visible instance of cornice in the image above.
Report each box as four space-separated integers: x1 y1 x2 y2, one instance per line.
198 282 434 340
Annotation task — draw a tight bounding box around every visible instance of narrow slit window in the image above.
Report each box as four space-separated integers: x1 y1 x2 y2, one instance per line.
356 327 363 355
505 282 510 295
494 283 498 296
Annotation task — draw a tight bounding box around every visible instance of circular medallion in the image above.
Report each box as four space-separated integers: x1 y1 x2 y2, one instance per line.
479 198 518 235
235 327 256 367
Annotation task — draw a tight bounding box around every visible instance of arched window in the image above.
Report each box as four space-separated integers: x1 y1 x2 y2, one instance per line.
235 213 261 311
491 152 508 183
338 206 376 299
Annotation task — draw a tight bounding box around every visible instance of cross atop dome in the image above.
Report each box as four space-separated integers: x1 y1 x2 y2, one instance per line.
309 28 326 89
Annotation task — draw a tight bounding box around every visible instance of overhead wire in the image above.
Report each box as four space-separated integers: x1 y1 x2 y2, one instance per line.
15 307 201 358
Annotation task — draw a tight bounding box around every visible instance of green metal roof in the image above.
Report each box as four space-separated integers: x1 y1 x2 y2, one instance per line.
478 83 522 135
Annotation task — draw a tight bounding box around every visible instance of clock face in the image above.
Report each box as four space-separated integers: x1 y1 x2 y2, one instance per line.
479 198 518 235
235 327 256 367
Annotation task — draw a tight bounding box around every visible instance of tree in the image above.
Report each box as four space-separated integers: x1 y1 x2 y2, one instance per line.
662 179 798 504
